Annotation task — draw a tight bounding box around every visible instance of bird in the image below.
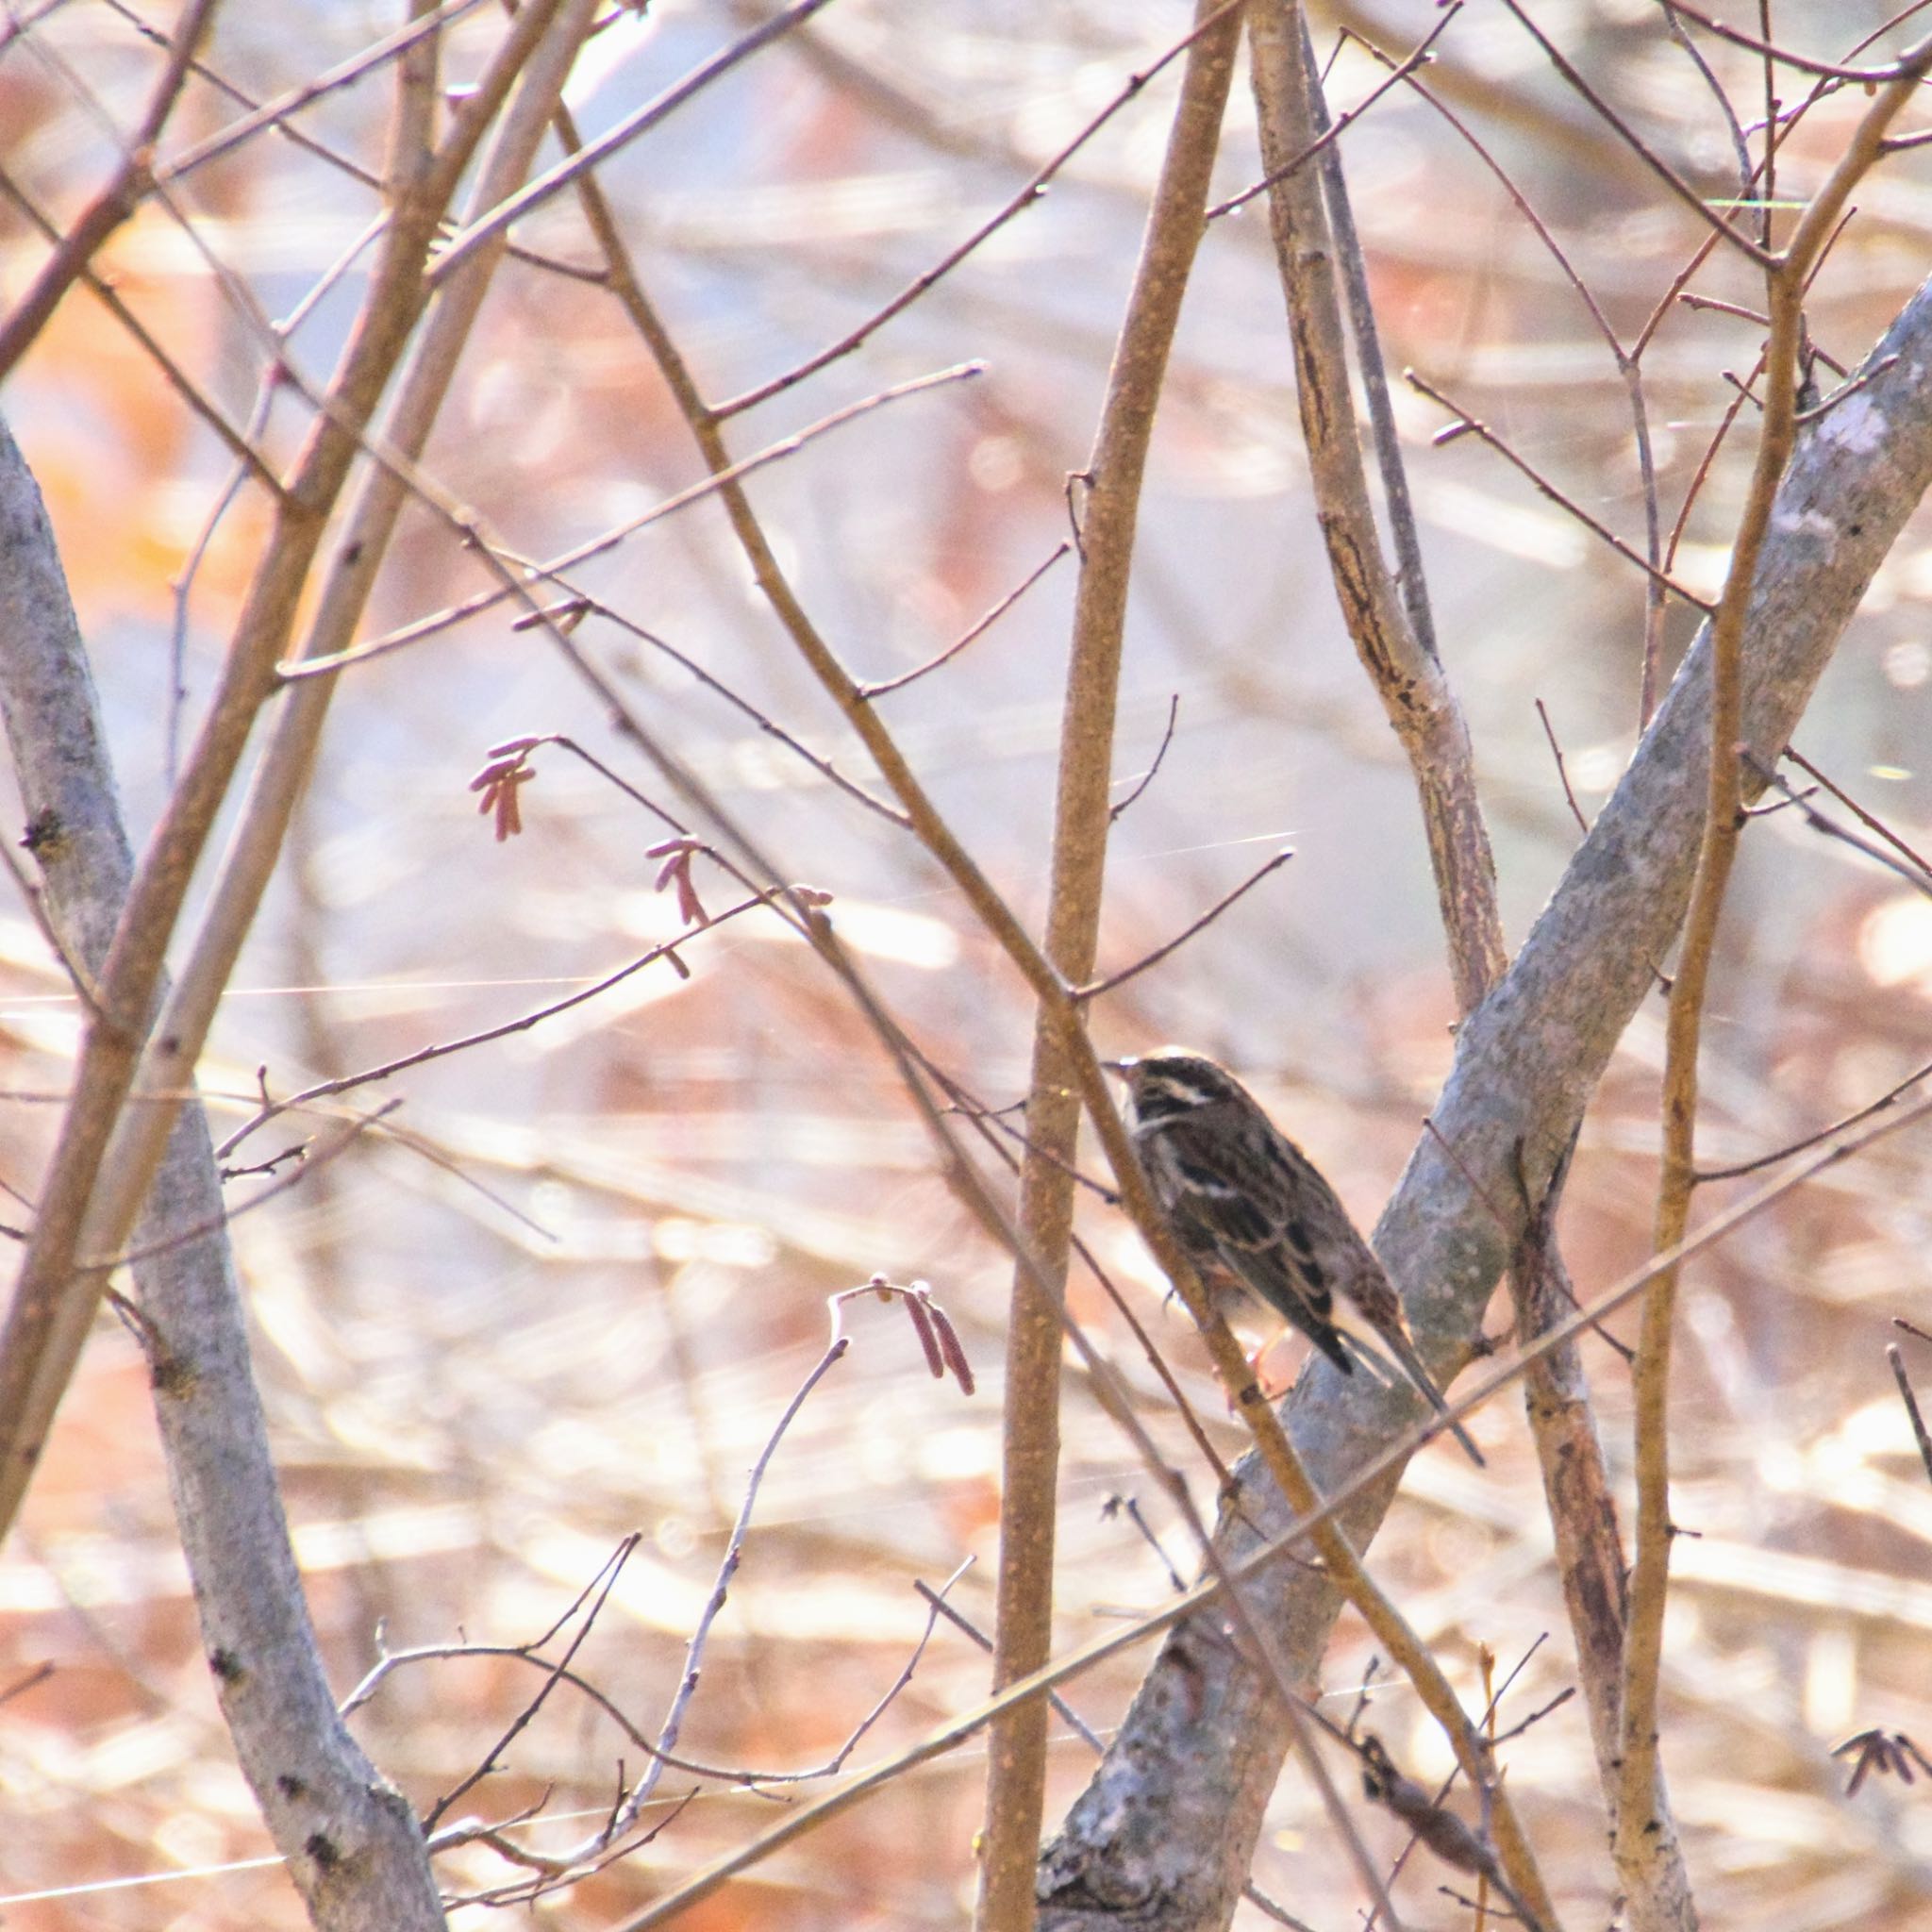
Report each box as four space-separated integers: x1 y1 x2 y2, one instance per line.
1107 1048 1484 1467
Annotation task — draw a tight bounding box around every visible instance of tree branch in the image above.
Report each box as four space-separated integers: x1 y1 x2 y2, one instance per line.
976 7 1246 1924
1247 0 1506 1015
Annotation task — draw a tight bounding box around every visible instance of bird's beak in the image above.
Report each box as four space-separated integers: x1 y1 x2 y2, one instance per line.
1100 1057 1138 1077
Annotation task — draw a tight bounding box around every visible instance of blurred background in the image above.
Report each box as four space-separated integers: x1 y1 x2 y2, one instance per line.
3 0 1932 1924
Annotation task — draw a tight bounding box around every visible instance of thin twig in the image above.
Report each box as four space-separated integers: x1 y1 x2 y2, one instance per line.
214 893 790 1159
0 167 285 494
429 0 841 285
1108 693 1180 823
0 1660 54 1709
1679 292 1852 375
92 1101 400 1273
1207 6 1459 222
1491 0 1775 268
1408 373 1714 613
858 544 1070 699
1655 1 1917 82
714 1 1246 416
420 1536 640 1835
1662 4 1755 202
158 0 491 182
1740 748 1932 893
1104 1491 1189 1596
512 589 909 826
284 363 987 683
597 1282 970 1848
1078 848 1294 999
1784 744 1932 885
1887 1344 1932 1488
1699 1058 1932 1182
1795 353 1903 425
1533 701 1591 838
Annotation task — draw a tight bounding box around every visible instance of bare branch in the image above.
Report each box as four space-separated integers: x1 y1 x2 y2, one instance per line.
1077 846 1294 999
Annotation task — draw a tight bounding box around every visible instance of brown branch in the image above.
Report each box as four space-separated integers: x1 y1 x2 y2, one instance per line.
1249 0 1507 1016
977 5 1248 1919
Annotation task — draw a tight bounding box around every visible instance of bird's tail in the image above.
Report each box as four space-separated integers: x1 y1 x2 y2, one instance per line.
1352 1325 1485 1468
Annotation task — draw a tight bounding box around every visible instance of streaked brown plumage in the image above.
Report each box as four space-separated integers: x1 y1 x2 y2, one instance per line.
1108 1048 1483 1467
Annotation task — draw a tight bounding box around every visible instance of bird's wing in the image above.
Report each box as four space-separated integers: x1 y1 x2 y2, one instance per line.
1156 1112 1341 1327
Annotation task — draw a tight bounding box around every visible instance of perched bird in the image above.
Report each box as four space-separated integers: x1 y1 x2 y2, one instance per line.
1108 1048 1484 1467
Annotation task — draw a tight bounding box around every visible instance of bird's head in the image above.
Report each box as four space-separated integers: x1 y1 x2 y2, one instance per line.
1103 1048 1244 1123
